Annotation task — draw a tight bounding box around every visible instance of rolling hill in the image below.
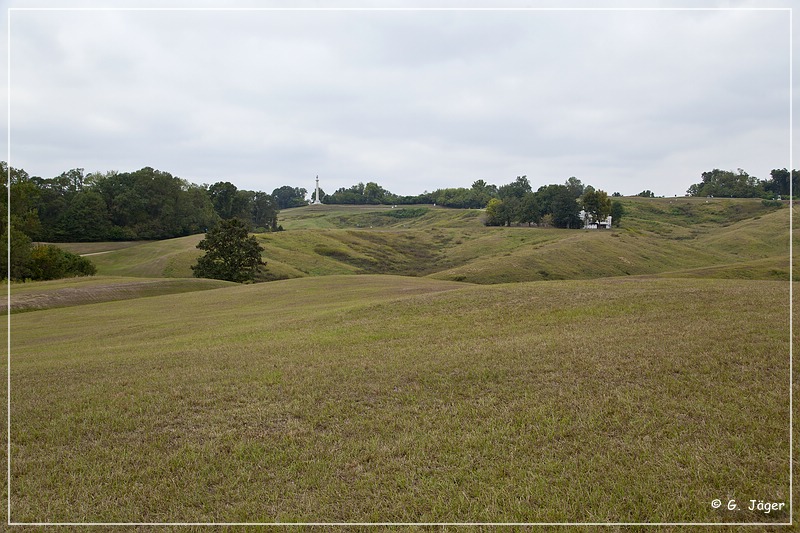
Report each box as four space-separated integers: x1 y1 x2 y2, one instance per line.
10 275 790 523
56 198 792 286
8 197 793 523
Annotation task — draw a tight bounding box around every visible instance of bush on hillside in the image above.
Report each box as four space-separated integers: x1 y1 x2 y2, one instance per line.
27 245 97 281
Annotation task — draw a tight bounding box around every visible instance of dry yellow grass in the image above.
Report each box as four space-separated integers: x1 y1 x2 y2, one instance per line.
8 275 791 524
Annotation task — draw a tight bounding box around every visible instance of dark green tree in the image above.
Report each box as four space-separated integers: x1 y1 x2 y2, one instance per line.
498 175 532 200
272 185 308 209
519 193 541 226
550 186 581 228
363 182 389 204
471 179 497 206
251 191 279 231
564 176 585 198
763 168 798 197
610 200 625 227
686 169 762 198
174 183 219 235
1 227 32 280
208 181 240 219
580 189 612 223
429 187 485 208
91 168 217 240
192 219 266 283
327 182 399 205
5 164 43 240
54 191 112 241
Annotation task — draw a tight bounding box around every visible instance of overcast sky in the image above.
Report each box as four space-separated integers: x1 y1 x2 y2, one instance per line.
3 1 797 198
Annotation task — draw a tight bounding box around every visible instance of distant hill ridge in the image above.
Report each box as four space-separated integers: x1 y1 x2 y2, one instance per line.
51 197 792 286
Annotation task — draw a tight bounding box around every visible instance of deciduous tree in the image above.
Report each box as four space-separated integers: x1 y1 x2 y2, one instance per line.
272 185 309 209
686 169 762 198
610 200 625 227
581 189 612 224
192 219 265 283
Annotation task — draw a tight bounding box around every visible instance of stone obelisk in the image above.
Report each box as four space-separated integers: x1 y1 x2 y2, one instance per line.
312 175 322 205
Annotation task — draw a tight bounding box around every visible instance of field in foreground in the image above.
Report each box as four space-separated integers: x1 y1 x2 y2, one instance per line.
10 275 790 523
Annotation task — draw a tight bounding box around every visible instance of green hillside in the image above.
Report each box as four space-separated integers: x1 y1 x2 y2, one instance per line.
271 199 792 283
70 198 792 284
8 276 235 313
64 235 206 278
10 275 789 522
10 198 793 523
277 204 485 230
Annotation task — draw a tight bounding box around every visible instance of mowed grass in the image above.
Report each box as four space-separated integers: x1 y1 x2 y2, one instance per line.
266 205 793 284
278 204 485 231
6 276 235 313
10 275 790 523
75 200 792 284
82 235 205 278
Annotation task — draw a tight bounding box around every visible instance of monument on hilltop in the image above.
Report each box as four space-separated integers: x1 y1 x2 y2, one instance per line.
312 175 323 205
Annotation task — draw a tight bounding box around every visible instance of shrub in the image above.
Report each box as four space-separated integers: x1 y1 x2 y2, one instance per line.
27 245 97 281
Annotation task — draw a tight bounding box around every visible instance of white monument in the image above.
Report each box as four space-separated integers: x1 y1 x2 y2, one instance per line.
312 175 323 205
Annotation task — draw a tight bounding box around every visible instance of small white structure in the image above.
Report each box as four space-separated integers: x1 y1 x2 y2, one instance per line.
579 209 612 229
312 175 323 205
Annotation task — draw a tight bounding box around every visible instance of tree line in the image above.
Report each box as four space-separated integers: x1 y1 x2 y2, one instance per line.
4 164 282 244
321 175 621 228
2 162 284 280
323 180 494 208
482 176 624 229
316 167 798 209
5 160 796 282
686 168 798 198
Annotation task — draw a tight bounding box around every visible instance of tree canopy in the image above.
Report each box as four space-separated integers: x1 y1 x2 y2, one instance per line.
272 186 309 209
581 189 612 223
192 219 266 283
484 181 584 228
1 163 283 244
685 168 791 198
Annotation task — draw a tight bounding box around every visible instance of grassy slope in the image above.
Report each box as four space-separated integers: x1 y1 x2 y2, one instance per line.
82 235 205 278
8 200 794 523
10 275 790 523
7 276 235 313
49 241 145 255
273 200 792 284
75 199 791 284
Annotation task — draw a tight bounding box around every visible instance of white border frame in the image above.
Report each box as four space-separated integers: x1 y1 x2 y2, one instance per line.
5 6 794 528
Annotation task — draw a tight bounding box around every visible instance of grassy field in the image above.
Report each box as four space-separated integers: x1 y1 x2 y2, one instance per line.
52 235 207 279
8 197 794 525
71 199 793 284
9 275 791 523
7 276 235 313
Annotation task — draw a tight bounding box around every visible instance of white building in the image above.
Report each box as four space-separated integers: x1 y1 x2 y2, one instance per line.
579 210 612 229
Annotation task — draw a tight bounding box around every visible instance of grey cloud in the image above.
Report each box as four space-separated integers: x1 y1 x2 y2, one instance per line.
7 6 794 197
